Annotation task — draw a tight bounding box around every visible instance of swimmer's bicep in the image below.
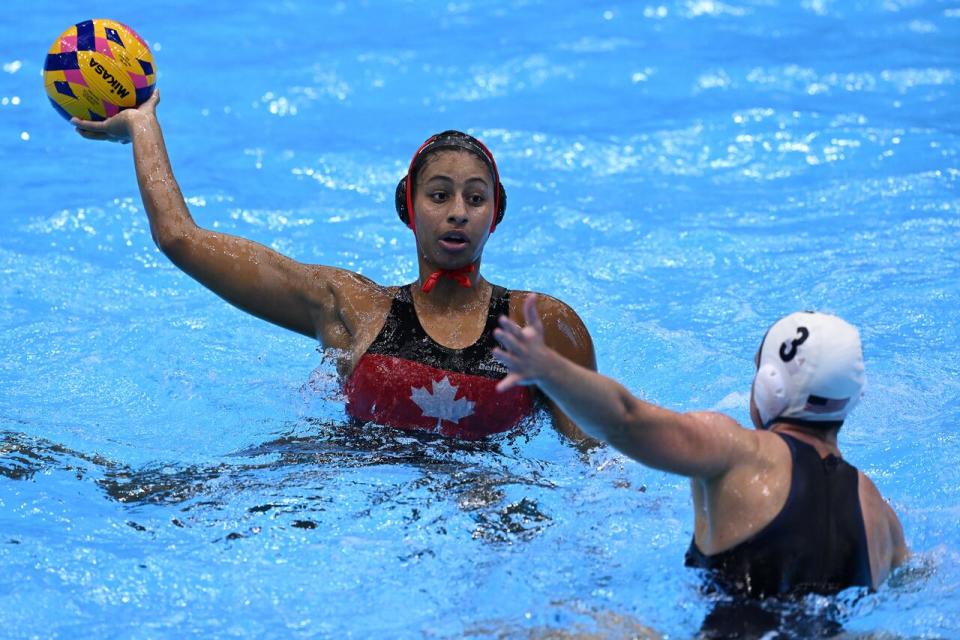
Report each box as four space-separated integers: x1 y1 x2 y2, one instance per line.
642 410 754 479
860 472 910 570
168 229 374 340
888 501 909 567
881 499 910 569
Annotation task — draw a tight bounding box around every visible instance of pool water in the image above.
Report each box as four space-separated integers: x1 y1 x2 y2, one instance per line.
2 1 959 637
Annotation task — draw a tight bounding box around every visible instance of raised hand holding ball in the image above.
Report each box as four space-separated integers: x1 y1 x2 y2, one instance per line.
44 19 156 122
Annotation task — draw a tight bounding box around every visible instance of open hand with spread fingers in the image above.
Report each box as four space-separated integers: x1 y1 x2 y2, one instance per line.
494 293 558 392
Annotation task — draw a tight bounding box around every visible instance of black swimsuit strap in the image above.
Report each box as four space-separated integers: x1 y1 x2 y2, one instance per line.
479 284 509 347
394 283 507 340
363 284 511 378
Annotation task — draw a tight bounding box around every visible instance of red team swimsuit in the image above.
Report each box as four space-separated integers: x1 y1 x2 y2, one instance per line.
343 284 534 439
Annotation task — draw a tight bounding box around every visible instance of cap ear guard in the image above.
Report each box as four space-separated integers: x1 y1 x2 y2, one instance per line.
495 183 506 226
395 175 412 227
753 363 788 429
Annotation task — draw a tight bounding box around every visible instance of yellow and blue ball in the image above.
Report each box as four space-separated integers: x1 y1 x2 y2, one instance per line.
44 19 156 122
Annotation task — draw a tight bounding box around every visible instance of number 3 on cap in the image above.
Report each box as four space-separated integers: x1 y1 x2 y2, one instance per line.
779 327 809 362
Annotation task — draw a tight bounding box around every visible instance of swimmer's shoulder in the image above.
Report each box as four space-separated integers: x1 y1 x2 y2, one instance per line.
510 289 595 367
685 410 784 471
507 289 585 327
304 265 397 347
307 265 394 308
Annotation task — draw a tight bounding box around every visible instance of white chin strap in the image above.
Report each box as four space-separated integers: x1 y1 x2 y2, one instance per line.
753 363 788 428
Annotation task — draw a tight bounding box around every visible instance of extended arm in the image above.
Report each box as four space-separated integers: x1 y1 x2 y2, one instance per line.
72 93 373 346
495 295 749 478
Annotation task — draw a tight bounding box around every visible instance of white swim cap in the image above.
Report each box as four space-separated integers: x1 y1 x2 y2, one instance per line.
752 312 866 429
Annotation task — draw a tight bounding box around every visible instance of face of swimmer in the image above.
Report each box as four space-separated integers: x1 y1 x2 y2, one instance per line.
411 149 496 269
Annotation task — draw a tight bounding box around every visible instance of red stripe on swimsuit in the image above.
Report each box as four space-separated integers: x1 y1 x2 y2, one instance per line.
343 285 534 439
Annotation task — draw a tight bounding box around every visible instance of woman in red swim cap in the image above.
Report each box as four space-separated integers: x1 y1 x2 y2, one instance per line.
72 94 597 442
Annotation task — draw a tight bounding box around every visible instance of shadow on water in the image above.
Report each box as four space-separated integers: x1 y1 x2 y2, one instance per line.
691 556 939 640
1 416 561 544
697 595 847 639
465 600 664 639
1 428 113 481
1 428 938 637
227 416 563 543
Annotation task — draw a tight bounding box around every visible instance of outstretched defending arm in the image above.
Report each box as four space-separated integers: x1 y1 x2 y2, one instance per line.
495 294 752 478
72 92 375 347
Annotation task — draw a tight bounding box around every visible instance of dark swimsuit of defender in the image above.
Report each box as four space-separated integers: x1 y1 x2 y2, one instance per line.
343 285 535 439
685 432 873 598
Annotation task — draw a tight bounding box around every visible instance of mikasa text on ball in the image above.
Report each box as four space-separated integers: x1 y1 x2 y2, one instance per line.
44 19 156 122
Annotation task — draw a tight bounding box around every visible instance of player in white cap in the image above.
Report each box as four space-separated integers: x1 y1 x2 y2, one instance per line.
493 298 907 601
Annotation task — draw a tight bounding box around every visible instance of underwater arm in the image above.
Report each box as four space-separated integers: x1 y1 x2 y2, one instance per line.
72 92 371 345
495 295 748 478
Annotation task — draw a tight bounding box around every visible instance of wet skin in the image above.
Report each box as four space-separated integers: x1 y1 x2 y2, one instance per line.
71 93 597 442
494 294 908 588
411 151 494 273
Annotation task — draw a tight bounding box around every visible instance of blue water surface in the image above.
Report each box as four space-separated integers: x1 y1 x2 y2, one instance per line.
1 1 958 638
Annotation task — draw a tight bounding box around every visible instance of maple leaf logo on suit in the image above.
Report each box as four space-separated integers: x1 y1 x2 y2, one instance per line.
410 377 476 430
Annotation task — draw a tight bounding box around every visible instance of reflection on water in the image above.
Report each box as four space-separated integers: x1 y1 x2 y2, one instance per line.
1 422 941 638
2 419 562 548
1 429 109 481
697 595 847 639
465 601 664 639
